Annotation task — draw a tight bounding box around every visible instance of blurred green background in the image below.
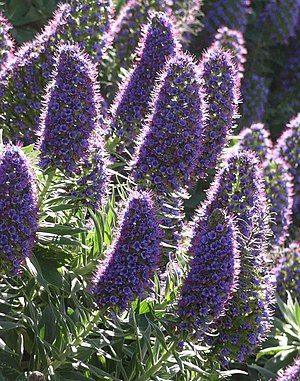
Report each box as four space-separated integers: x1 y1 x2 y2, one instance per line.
0 0 60 44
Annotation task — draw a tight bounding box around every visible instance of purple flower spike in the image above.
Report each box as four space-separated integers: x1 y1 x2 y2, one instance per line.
171 0 201 47
0 14 14 68
195 48 240 179
39 44 104 175
277 357 300 381
0 145 38 276
238 123 273 163
199 151 273 364
38 44 108 209
0 1 112 144
202 0 250 42
258 0 300 45
263 154 293 245
131 52 204 195
240 75 269 126
178 209 240 336
273 242 300 304
90 191 161 310
106 0 172 74
211 27 247 78
110 12 179 154
275 114 300 223
0 3 71 144
67 0 112 62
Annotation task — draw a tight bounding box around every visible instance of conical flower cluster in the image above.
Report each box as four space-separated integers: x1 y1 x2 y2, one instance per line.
105 0 172 75
131 52 203 195
0 0 112 144
39 44 108 209
110 12 179 155
238 123 273 162
178 209 240 336
67 0 112 62
91 191 161 310
202 0 250 41
277 357 300 381
240 75 269 126
0 145 38 275
273 242 300 303
211 27 247 78
238 124 293 244
258 0 300 45
195 48 240 179
0 14 14 69
262 155 293 245
275 114 300 222
200 151 273 364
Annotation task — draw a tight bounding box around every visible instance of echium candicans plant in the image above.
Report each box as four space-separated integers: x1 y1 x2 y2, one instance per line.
201 0 250 45
90 191 161 310
178 209 240 338
240 75 269 126
273 242 300 303
0 3 71 144
0 145 38 276
38 44 108 209
0 14 14 69
110 12 180 155
210 27 247 78
277 356 300 381
66 0 112 62
257 0 300 45
238 124 293 244
262 155 293 245
170 0 201 48
104 0 172 76
199 151 273 365
195 47 240 179
238 123 273 162
0 0 112 145
131 52 203 195
275 114 300 223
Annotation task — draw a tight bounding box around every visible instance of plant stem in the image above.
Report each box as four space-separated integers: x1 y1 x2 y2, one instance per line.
47 310 101 372
136 342 177 381
38 169 56 206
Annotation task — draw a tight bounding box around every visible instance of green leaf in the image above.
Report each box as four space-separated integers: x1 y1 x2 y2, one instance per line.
256 345 296 360
248 365 277 380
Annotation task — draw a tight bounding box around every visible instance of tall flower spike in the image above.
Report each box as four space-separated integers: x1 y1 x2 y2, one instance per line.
275 114 300 223
0 14 14 68
277 357 300 381
195 48 240 179
104 0 172 74
273 242 300 303
0 1 112 144
210 27 247 78
110 12 179 155
39 44 108 209
90 191 161 310
262 154 293 245
67 0 112 62
171 0 201 48
199 151 273 365
257 0 300 45
202 0 250 44
131 52 204 195
178 209 240 336
240 75 269 126
0 145 38 275
238 123 273 163
238 125 293 244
